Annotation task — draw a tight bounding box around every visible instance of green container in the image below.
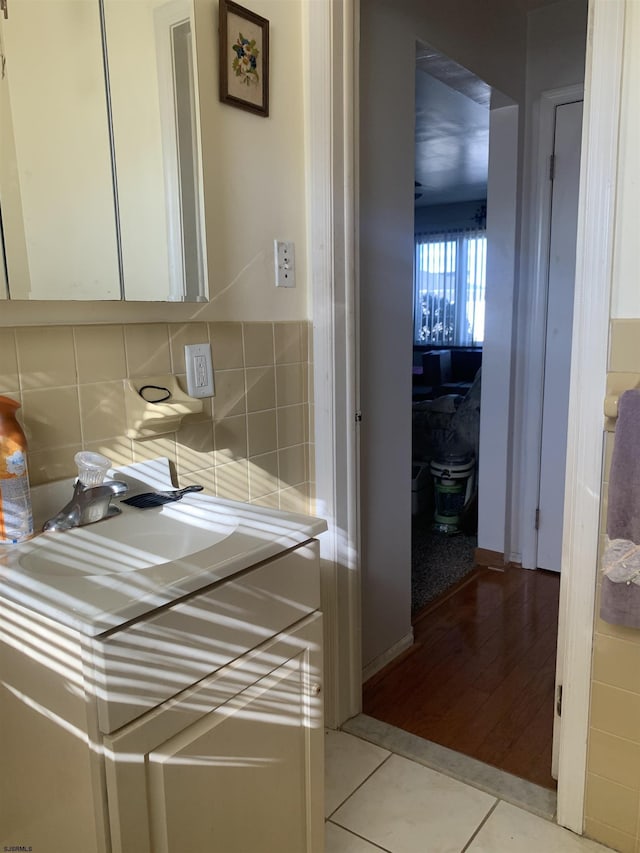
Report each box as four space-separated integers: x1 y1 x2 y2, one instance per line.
430 454 474 534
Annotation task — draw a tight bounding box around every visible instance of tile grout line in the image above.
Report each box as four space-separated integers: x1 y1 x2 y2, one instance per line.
326 752 395 821
240 323 252 502
327 733 619 851
271 324 284 509
326 819 392 853
70 327 87 452
341 716 557 822
460 799 500 853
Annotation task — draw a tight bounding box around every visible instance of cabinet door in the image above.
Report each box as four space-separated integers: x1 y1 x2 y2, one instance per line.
104 613 323 853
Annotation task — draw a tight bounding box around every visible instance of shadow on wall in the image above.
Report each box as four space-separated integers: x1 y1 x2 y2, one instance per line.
1 321 314 514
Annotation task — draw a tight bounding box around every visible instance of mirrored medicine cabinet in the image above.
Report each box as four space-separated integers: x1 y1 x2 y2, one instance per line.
0 0 207 302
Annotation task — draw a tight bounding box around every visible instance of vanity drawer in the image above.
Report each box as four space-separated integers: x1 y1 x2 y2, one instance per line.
90 540 320 733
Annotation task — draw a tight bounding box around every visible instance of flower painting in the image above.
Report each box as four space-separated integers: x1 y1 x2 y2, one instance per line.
232 33 260 87
219 1 269 116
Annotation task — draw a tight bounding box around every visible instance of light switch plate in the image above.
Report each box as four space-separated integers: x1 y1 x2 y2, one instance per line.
274 240 295 288
184 343 215 398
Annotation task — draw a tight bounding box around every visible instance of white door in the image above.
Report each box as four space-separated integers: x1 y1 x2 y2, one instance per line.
537 100 584 573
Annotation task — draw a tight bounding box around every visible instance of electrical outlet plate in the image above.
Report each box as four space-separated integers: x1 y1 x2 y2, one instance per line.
274 240 295 288
184 343 215 398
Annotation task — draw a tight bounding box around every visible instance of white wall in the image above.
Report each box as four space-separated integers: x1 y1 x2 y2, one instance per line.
477 104 521 556
360 1 416 668
510 0 588 565
403 0 526 103
414 200 486 233
195 0 308 321
526 0 588 98
610 0 640 317
359 0 526 669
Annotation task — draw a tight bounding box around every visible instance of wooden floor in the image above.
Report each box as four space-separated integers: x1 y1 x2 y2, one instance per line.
363 565 561 790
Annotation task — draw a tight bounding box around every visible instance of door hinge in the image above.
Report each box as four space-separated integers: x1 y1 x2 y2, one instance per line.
535 508 541 530
0 0 7 19
556 684 563 717
549 153 556 181
355 411 362 423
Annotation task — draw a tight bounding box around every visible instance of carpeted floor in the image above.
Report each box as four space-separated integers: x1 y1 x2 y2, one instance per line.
411 514 477 614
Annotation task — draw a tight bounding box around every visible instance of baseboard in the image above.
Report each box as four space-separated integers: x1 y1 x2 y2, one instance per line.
474 547 506 568
362 630 414 683
474 547 523 571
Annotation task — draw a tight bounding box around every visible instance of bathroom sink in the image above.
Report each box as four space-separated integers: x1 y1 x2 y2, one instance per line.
15 464 237 577
17 506 237 577
0 458 327 636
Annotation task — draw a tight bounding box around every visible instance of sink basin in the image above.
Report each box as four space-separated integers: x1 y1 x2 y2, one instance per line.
18 508 237 577
16 465 237 577
0 457 327 637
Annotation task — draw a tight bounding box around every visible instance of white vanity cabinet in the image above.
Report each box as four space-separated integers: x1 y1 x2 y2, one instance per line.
105 614 323 853
0 539 324 853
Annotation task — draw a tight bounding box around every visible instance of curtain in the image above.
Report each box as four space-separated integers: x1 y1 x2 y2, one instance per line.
414 228 486 346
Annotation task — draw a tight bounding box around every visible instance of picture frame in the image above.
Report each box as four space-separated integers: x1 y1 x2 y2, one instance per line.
219 0 269 117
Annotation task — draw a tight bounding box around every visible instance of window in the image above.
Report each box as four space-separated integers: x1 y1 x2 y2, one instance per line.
414 228 486 346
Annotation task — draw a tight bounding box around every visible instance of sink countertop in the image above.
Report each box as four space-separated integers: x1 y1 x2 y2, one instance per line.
0 459 327 637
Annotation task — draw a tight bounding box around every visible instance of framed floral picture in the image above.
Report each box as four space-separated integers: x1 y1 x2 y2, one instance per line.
219 0 269 117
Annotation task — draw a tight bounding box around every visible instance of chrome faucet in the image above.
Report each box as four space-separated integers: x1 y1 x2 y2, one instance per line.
43 479 128 532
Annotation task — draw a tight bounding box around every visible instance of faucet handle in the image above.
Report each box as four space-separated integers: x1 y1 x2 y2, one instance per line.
75 451 111 487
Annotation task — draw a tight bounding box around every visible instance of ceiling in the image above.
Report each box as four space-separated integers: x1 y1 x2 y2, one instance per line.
414 67 489 207
414 0 562 208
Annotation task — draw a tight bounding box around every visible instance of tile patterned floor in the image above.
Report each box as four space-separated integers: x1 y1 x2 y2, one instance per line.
325 730 613 853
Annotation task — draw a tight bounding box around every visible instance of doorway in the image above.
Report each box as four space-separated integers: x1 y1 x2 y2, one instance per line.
365 86 584 795
307 0 620 835
358 2 587 794
411 46 489 614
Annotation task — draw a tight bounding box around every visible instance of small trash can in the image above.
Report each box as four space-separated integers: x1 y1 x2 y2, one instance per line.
430 453 475 534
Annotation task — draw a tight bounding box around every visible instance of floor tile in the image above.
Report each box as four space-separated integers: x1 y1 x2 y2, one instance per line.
325 729 391 817
343 715 557 820
325 821 388 852
467 801 614 853
332 753 496 853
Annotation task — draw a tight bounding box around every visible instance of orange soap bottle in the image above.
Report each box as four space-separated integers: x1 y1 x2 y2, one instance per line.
0 396 33 544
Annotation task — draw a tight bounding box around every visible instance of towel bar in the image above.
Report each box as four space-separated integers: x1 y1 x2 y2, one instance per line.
604 394 619 419
604 374 640 425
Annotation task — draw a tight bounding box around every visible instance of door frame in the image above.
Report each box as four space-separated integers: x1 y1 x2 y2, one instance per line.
555 0 624 832
308 0 624 834
519 84 583 573
305 0 361 728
